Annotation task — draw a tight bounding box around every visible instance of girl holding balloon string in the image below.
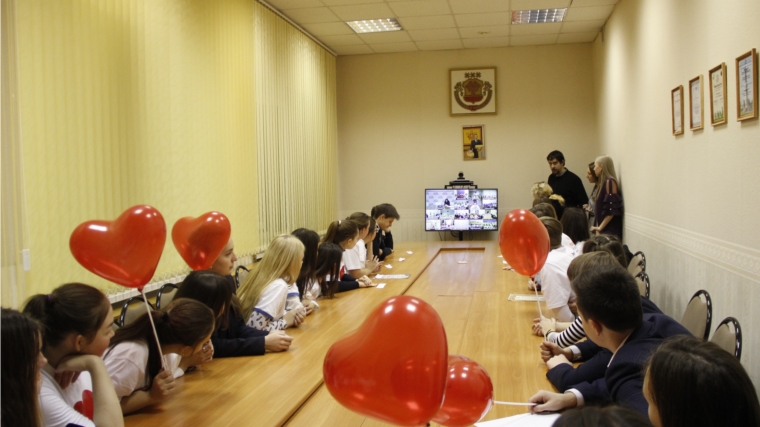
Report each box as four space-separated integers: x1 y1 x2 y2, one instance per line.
23 283 124 427
102 298 215 414
238 234 308 331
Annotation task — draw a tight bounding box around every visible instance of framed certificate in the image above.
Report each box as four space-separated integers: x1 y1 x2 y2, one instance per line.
672 86 684 135
709 63 727 125
736 48 758 121
689 75 704 130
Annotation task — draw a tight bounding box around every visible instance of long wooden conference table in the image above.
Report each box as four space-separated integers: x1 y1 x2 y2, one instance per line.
124 241 554 427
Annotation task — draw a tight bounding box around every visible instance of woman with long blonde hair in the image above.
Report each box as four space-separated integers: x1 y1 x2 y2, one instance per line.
591 155 623 240
239 235 306 331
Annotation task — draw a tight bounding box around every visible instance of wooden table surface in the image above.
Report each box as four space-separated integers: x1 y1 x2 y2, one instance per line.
124 241 554 427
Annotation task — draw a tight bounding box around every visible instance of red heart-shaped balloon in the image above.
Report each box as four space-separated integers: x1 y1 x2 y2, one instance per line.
432 355 494 427
69 205 166 288
323 296 448 426
499 209 550 276
171 212 231 270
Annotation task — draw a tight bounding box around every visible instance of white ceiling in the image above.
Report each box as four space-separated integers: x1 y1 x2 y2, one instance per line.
263 0 619 55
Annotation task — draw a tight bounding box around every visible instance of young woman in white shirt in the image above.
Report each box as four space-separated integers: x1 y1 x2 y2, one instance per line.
238 234 307 331
322 220 375 291
102 298 215 414
536 217 575 322
343 213 381 279
23 283 123 427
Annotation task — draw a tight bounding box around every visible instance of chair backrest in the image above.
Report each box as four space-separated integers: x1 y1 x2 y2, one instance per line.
156 283 179 310
235 265 250 289
680 289 712 340
111 320 121 333
710 316 742 360
627 251 645 275
120 296 155 327
634 271 650 298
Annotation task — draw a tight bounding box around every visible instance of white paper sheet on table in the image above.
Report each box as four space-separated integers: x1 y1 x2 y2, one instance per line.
475 413 560 427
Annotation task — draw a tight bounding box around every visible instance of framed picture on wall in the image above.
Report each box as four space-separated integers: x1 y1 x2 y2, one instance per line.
462 125 485 160
689 75 704 130
450 68 497 116
736 48 758 121
672 86 684 135
709 63 727 125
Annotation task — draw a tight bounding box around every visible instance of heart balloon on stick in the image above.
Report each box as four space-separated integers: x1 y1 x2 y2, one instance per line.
323 296 448 427
432 355 494 427
172 212 231 270
498 209 550 276
70 205 166 288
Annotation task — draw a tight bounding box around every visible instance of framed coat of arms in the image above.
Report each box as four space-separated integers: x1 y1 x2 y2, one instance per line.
450 67 497 116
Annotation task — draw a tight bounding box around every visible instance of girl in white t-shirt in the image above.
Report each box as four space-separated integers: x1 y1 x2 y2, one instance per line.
314 242 344 299
343 213 381 279
23 283 123 427
102 298 215 414
322 220 376 291
536 217 576 322
239 234 307 331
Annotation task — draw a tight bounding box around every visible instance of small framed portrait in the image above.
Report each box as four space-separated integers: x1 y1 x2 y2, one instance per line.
689 75 704 130
450 67 497 116
462 125 485 160
672 85 684 135
709 63 727 125
736 48 758 121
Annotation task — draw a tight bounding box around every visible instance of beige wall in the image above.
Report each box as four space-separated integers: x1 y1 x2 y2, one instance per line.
336 44 600 240
593 0 760 387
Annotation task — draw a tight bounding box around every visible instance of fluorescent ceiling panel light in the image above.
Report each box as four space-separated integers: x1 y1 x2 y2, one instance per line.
512 8 567 24
346 18 403 33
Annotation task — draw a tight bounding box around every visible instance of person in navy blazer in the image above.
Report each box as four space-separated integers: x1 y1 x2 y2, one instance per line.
529 263 691 416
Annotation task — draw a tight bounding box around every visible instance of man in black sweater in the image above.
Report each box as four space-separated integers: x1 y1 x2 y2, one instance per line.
546 150 588 216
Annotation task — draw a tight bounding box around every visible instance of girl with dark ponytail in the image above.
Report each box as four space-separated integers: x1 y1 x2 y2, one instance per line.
322 219 376 291
102 298 214 414
23 283 123 427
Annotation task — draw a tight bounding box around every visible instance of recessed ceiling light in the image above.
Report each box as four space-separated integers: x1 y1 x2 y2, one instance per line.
346 18 403 33
512 8 567 24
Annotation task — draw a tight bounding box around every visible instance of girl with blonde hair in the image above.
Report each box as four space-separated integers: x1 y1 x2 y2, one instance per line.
238 235 307 331
591 155 623 240
532 181 566 218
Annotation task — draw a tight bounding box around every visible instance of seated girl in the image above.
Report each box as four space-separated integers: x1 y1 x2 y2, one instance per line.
560 207 590 257
23 283 124 427
314 242 344 299
2 308 50 427
175 270 292 356
102 298 215 414
644 335 760 427
535 217 575 322
322 220 375 291
343 213 381 279
238 234 307 331
292 228 321 312
209 236 239 292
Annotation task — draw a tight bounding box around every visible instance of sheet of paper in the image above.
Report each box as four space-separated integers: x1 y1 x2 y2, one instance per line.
376 283 386 288
374 274 411 279
406 251 413 254
385 264 393 269
475 413 560 427
508 294 545 302
398 257 405 262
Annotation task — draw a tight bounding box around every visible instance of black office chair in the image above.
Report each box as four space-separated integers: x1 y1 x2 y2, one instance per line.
680 290 712 340
120 296 155 327
235 265 250 289
156 283 179 310
628 251 646 277
634 271 650 299
711 317 742 360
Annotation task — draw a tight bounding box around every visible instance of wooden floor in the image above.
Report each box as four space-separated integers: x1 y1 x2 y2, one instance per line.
124 241 554 427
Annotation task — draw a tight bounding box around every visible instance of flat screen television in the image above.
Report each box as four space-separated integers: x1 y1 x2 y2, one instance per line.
425 188 498 232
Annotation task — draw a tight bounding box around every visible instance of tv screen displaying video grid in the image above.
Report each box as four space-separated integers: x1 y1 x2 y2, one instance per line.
425 188 498 231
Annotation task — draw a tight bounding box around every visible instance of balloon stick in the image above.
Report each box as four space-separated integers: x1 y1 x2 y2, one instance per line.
141 287 167 371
